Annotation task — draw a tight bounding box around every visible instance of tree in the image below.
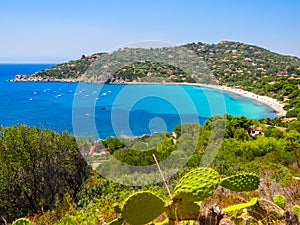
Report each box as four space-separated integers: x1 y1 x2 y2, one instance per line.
0 125 90 223
264 127 284 139
102 137 124 154
234 128 249 141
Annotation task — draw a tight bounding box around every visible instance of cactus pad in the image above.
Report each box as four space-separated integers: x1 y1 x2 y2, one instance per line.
173 167 220 202
122 191 165 225
12 218 32 225
220 173 259 192
166 200 201 220
222 198 258 213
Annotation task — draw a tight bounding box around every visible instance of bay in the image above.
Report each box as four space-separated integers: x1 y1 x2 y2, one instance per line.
0 64 277 138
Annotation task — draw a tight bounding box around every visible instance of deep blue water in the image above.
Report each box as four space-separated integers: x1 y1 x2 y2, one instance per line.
0 64 277 138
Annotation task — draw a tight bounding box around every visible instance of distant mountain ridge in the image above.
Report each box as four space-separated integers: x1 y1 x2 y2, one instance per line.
12 41 300 117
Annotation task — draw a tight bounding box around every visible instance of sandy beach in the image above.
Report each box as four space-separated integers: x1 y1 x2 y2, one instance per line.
187 83 287 117
123 81 287 117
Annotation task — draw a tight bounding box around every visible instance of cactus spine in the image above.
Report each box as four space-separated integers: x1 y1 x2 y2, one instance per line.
220 173 260 192
173 167 220 202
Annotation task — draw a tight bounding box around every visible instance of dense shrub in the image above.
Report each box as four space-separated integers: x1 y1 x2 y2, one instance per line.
0 125 90 223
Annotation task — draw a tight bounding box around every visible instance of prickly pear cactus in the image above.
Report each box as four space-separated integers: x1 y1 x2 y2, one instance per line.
173 167 220 202
222 198 258 213
108 167 261 224
166 199 201 220
220 173 259 192
12 218 32 225
122 191 165 225
292 205 300 220
273 194 286 209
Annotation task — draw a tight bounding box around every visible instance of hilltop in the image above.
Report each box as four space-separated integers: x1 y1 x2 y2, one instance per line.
12 41 300 117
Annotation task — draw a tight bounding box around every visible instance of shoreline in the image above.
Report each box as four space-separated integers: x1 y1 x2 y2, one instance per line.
118 81 287 117
11 77 286 117
189 83 286 117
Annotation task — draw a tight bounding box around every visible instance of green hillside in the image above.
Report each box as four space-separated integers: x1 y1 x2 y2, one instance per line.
13 41 300 116
185 41 300 116
3 115 300 224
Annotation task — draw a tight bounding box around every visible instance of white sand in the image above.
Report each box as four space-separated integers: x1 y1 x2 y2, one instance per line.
185 83 286 117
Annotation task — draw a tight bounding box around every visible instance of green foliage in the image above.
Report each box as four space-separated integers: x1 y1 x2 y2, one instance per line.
222 198 258 213
122 191 165 225
17 40 300 114
110 133 176 166
11 218 33 225
102 137 124 154
215 133 289 175
0 125 90 223
264 127 284 139
114 61 195 83
173 167 220 202
3 114 300 224
292 205 300 220
52 207 104 225
14 53 103 80
273 194 286 209
220 173 260 192
264 163 293 184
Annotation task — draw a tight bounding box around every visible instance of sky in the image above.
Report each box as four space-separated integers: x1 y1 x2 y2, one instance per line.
0 0 300 63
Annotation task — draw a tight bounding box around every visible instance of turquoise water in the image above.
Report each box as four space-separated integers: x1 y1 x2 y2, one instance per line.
0 64 277 138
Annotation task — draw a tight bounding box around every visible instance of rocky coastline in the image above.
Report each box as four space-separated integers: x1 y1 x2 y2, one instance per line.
11 74 80 83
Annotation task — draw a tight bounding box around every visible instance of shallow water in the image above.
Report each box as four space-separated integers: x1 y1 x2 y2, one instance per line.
0 64 277 138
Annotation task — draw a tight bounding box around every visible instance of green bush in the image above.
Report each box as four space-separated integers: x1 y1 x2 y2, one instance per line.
0 125 90 223
273 194 286 209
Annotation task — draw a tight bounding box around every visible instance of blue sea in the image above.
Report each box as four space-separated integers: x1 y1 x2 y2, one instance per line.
0 64 277 138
